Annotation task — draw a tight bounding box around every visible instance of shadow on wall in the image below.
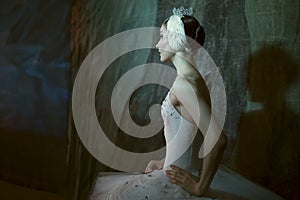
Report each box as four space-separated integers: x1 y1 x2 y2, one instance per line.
233 44 300 199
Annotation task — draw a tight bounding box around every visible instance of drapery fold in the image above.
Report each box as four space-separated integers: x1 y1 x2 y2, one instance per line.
68 0 157 199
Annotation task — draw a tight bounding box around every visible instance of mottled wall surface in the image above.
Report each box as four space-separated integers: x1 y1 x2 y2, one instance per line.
0 0 70 196
0 0 70 136
69 0 300 199
234 0 300 199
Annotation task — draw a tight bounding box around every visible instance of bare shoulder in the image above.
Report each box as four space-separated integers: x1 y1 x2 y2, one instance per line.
172 75 210 106
171 75 211 124
172 75 201 97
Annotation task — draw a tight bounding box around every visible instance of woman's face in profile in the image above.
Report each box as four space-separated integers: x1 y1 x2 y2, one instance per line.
155 24 175 62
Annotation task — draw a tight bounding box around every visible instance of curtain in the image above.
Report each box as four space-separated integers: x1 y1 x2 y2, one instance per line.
68 0 158 199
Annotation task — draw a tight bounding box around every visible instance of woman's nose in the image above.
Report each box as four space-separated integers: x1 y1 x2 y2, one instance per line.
155 41 159 49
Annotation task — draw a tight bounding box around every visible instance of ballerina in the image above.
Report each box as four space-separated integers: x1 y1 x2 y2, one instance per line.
90 7 283 200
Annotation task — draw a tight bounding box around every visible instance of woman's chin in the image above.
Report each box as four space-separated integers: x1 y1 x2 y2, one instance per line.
160 57 169 63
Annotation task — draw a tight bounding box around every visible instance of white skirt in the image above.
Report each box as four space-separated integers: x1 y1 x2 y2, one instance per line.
90 165 283 200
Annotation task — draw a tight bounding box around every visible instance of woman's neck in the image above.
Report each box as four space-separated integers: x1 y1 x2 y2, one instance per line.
171 52 199 78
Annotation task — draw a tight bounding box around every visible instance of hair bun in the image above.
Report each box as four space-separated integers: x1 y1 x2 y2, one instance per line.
195 25 205 46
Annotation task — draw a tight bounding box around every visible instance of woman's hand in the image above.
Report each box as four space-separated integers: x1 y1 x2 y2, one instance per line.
144 159 164 174
166 165 207 197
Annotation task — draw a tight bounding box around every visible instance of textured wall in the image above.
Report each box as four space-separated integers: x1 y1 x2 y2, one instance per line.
0 0 70 195
234 0 300 199
0 0 70 136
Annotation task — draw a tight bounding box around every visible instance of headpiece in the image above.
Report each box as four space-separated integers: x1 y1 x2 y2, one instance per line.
166 6 193 51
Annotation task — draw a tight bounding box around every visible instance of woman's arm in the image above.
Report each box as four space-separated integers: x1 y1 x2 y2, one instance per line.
166 77 227 197
166 133 227 197
196 132 227 196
